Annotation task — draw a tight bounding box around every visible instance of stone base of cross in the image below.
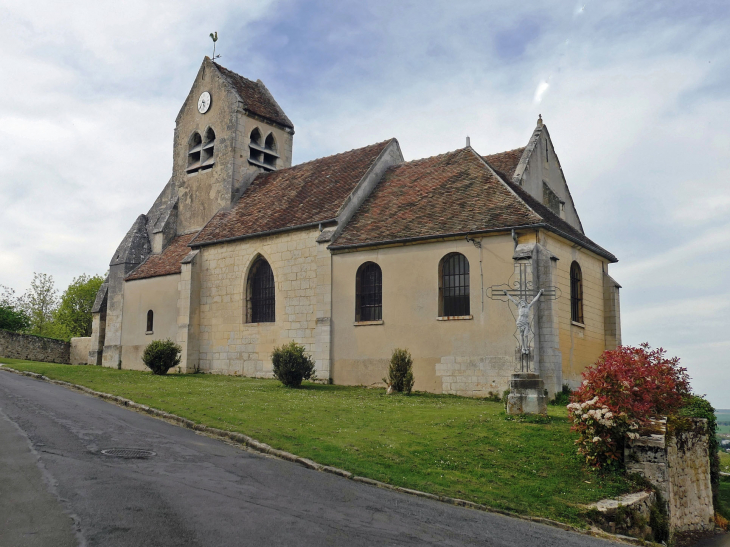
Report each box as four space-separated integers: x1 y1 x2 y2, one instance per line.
486 262 560 373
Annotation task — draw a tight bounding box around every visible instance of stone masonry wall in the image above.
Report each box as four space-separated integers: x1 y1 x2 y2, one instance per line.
70 337 91 365
0 330 70 364
195 227 331 379
625 418 715 534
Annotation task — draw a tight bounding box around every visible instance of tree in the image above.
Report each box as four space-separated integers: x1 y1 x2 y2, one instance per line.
53 274 104 339
22 273 59 337
0 285 30 332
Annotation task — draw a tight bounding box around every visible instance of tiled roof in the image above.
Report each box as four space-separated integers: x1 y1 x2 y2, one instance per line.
503 179 617 262
125 233 196 281
331 147 617 262
483 147 525 182
191 140 394 246
213 62 293 129
331 148 542 247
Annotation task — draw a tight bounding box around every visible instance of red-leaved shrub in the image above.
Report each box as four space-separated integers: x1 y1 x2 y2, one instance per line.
568 344 691 469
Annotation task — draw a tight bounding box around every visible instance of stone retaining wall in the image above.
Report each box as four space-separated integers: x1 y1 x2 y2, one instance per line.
0 330 70 364
625 418 714 534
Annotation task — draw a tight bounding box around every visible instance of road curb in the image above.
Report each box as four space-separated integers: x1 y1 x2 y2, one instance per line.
0 364 648 545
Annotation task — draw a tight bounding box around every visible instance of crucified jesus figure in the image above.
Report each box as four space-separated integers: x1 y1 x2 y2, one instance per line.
506 289 543 354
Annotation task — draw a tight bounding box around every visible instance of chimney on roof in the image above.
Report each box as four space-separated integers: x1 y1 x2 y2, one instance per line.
537 114 543 127
466 136 471 148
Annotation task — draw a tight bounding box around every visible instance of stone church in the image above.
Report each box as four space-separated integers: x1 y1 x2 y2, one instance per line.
89 57 622 397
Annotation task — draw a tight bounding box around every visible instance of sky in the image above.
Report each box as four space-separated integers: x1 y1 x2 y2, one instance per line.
1 0 728 406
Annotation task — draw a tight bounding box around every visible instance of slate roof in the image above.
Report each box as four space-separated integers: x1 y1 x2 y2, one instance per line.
125 233 196 281
213 62 293 129
331 147 617 262
191 140 394 246
483 147 525 182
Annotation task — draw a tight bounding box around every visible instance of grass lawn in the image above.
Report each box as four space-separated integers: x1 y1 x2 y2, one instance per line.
0 359 635 526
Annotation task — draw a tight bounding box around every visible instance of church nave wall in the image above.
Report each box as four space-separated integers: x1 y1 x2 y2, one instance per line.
330 235 520 396
194 227 330 379
543 233 609 387
120 274 182 371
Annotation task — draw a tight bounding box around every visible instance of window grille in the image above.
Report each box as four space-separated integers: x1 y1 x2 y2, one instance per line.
146 310 153 332
249 259 275 323
570 261 584 323
440 253 470 317
356 262 382 321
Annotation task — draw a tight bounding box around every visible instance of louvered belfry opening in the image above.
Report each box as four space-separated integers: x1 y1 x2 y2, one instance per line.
570 261 584 323
356 262 382 322
187 132 202 173
440 253 470 317
248 128 278 172
248 259 275 323
201 127 215 171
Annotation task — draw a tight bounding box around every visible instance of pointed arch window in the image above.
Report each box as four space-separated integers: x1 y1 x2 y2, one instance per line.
187 132 202 173
248 127 278 172
356 262 382 322
146 310 154 333
247 258 275 323
201 127 215 171
570 261 584 324
439 253 470 317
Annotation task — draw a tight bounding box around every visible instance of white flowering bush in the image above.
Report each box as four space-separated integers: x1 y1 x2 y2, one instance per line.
567 397 638 469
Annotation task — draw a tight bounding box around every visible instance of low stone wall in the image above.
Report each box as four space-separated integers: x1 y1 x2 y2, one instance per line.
625 418 714 534
0 330 70 364
70 337 91 365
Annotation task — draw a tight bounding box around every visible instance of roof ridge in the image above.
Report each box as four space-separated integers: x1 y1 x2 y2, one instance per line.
285 139 395 170
483 146 526 157
384 146 470 171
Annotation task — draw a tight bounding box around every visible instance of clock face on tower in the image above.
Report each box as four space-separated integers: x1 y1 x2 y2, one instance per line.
197 91 211 114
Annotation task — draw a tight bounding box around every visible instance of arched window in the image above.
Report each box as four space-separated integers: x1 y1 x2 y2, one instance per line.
439 253 470 317
247 258 275 323
201 127 215 170
248 127 278 172
570 261 584 324
355 262 382 322
146 310 154 333
187 132 202 173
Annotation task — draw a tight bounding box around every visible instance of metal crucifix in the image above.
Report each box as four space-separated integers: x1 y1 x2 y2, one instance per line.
486 262 560 372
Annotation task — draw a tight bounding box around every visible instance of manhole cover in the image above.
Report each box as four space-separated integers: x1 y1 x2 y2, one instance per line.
101 448 156 459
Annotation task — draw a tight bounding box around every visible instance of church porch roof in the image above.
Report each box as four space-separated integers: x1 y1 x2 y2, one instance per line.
190 140 396 247
125 233 197 281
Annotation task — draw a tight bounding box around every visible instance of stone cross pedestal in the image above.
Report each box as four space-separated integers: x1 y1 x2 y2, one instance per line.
506 373 547 415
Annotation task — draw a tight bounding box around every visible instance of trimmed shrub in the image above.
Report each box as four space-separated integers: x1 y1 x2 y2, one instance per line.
142 339 181 375
568 344 691 469
271 341 315 387
383 348 414 395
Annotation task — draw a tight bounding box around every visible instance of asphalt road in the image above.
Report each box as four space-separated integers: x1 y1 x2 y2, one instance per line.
0 370 621 547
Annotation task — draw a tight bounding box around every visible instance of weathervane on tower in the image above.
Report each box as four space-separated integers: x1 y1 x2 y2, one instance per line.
210 32 221 60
